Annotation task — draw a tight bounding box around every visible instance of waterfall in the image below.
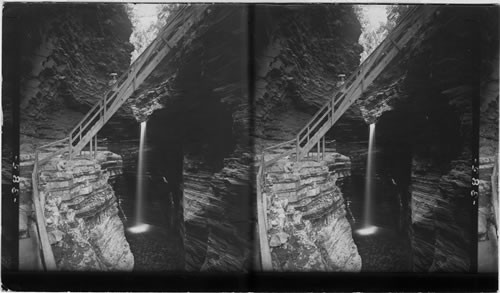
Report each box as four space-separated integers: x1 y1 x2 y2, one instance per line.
128 121 151 234
364 123 376 226
356 123 378 236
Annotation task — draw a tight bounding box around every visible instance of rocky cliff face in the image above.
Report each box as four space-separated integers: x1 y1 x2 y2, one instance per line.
183 147 252 271
19 151 133 270
350 6 498 272
13 4 135 147
9 3 136 270
253 5 364 271
127 6 251 271
263 152 361 271
254 5 363 144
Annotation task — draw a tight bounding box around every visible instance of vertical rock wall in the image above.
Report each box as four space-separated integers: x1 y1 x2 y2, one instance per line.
352 6 498 272
183 148 252 271
263 152 361 271
10 3 136 271
252 5 364 272
15 4 134 143
20 151 133 270
254 5 363 142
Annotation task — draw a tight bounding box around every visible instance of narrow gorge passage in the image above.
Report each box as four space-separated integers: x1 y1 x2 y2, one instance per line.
255 4 498 274
2 3 498 289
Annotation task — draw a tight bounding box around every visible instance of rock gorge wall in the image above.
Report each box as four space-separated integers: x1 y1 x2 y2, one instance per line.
7 4 137 270
19 151 133 270
130 6 252 271
263 153 361 271
10 3 136 147
184 148 252 271
352 6 498 272
252 5 365 271
252 5 364 271
253 5 363 145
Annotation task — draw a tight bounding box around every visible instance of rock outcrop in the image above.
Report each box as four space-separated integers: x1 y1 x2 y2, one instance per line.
127 6 252 271
19 151 133 270
252 5 364 272
263 152 361 271
8 3 137 271
183 147 252 271
13 4 135 144
348 6 498 271
254 5 363 142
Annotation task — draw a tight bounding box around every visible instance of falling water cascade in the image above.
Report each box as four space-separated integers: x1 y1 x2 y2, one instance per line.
356 123 378 236
128 121 151 234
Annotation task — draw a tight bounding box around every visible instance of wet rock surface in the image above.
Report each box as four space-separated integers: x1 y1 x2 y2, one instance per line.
263 152 361 271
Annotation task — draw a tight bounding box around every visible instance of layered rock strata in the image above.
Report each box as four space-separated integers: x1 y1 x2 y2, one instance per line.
252 5 364 272
262 152 361 271
183 147 252 271
19 151 133 271
14 4 135 142
350 6 498 272
127 6 252 271
254 5 363 141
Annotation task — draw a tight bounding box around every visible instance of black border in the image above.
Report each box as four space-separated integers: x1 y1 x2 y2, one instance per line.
2 271 498 291
1 2 498 292
2 1 21 276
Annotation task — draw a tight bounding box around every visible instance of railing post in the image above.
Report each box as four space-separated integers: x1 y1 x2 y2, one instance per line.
94 134 98 159
34 149 39 182
296 137 299 162
89 136 93 159
317 140 320 162
322 136 325 160
102 99 106 119
69 137 72 160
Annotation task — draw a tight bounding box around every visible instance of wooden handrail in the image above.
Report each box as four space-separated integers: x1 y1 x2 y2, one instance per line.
28 5 210 271
255 6 438 269
256 162 272 270
65 5 209 157
30 138 70 270
293 6 437 160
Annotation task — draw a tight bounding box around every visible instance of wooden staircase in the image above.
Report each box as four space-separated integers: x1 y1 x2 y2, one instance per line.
256 5 439 270
295 5 437 160
30 4 210 270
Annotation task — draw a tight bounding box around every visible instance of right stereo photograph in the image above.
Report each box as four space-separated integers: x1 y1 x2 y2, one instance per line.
253 4 498 273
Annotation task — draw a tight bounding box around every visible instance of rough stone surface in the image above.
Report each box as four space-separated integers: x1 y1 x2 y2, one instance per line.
184 147 252 271
263 152 361 272
14 4 135 145
254 5 362 143
251 5 364 272
19 151 133 271
347 7 499 272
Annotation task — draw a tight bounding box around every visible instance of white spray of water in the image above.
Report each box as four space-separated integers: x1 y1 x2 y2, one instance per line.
129 121 150 234
357 123 377 236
